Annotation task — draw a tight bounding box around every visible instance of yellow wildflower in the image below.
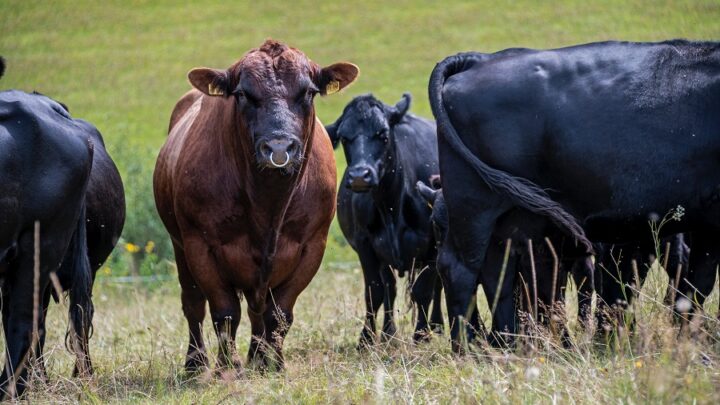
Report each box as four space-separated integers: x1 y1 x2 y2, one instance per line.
145 240 155 254
102 266 111 275
125 242 140 253
634 360 643 369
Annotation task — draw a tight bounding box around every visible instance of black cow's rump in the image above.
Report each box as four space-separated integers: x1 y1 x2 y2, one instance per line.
430 40 720 350
0 89 124 398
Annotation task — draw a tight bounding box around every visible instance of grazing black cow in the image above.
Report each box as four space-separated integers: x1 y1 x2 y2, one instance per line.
418 181 586 347
327 93 443 345
0 89 94 398
419 179 692 344
416 181 487 341
429 40 720 351
591 234 690 331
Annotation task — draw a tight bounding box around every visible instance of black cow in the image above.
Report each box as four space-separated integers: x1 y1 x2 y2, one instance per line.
326 93 443 345
419 181 692 347
35 108 126 378
590 235 690 331
0 89 94 398
418 181 586 347
429 40 720 351
416 181 488 341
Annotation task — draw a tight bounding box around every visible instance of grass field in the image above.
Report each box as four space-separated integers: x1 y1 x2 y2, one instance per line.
1 0 720 403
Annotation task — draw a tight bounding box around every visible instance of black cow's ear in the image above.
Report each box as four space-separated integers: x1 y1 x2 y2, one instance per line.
324 119 341 149
388 93 411 126
188 68 230 97
416 181 439 207
318 63 359 96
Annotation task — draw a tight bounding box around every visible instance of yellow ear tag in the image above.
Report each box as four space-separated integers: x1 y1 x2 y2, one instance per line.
326 80 340 95
208 84 224 96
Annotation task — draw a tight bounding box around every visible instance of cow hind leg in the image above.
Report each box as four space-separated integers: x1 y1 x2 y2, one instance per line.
357 248 384 348
207 285 242 372
246 287 270 371
410 265 437 342
260 294 295 372
181 238 240 374
594 248 647 343
480 245 519 349
0 256 50 400
30 286 52 384
256 238 326 371
571 257 595 329
209 290 241 373
379 264 398 342
678 232 720 323
175 243 209 374
429 274 444 335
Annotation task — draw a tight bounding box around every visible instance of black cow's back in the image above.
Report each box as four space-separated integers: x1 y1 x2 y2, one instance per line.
436 40 720 243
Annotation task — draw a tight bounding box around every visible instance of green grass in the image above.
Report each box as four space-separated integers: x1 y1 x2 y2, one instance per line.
2 0 720 403
2 0 720 261
3 0 719 146
20 264 720 403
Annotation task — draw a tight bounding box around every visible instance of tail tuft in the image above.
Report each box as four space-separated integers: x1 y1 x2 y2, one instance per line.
0 56 5 80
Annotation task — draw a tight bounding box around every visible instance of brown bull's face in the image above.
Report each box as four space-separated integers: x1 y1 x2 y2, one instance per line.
187 40 359 174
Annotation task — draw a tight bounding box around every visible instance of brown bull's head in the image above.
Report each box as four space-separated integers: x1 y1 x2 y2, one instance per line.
188 40 358 173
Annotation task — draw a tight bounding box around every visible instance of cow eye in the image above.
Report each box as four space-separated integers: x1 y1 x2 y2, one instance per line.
234 89 260 107
377 129 389 141
297 87 318 104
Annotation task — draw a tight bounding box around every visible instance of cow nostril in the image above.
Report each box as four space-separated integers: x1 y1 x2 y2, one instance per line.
261 143 273 156
287 141 297 156
362 169 372 181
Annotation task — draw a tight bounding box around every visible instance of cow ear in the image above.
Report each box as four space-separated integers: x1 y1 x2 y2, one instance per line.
318 62 359 96
416 181 439 207
324 119 341 149
188 68 230 97
388 93 411 126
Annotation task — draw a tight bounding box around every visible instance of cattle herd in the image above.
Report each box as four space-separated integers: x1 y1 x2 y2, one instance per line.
0 38 718 398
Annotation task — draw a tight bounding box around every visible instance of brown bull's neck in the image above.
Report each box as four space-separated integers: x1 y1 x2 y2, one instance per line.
222 103 317 278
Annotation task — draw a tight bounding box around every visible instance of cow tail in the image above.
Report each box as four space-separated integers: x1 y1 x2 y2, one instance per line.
66 201 94 369
429 53 593 253
0 56 5 80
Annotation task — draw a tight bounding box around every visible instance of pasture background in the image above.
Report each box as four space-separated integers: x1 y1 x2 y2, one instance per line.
1 0 720 403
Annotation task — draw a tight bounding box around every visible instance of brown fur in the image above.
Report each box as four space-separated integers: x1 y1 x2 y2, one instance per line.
153 40 354 372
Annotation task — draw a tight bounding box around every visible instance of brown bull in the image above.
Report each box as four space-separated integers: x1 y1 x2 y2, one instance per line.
153 40 358 372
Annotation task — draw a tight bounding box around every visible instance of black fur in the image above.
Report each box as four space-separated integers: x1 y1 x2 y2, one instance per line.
329 93 444 345
429 40 720 351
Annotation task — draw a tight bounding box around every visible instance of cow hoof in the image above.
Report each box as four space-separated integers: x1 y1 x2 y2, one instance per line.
380 324 397 343
357 330 376 351
185 351 210 374
72 361 94 378
247 354 284 374
412 330 432 343
215 364 244 380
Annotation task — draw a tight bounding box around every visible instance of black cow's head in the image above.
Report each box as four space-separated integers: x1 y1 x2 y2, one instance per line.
187 40 358 173
326 93 411 192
